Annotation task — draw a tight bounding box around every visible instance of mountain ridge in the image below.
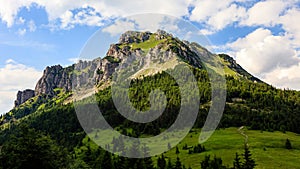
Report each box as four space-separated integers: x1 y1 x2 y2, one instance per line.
12 30 260 110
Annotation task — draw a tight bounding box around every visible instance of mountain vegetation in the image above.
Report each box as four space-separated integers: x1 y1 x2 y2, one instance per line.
0 30 299 168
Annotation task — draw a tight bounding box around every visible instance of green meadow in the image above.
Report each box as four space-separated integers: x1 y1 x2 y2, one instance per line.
154 128 300 169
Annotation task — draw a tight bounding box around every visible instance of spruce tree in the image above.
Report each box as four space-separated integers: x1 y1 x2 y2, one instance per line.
242 144 256 169
176 146 180 154
157 154 166 169
233 153 242 169
175 157 182 169
285 139 292 149
200 155 211 169
100 151 114 169
166 158 173 169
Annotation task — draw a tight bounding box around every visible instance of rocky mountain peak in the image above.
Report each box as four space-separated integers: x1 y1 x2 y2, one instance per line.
35 65 72 96
14 89 35 107
118 31 152 44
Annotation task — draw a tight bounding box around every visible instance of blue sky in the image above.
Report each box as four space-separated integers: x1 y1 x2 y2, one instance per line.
0 0 300 114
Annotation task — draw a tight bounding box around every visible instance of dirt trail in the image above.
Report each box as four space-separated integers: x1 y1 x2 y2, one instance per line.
238 126 248 145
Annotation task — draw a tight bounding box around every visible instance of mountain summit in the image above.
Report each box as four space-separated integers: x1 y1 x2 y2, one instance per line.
11 30 258 111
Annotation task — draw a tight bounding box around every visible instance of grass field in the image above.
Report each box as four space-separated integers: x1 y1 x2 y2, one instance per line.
154 127 300 169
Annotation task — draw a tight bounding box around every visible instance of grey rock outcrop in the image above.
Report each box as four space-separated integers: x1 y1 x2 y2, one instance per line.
14 89 35 107
119 31 151 44
33 56 121 96
35 65 72 96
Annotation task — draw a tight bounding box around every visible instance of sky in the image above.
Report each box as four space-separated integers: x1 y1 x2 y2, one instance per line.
0 0 300 114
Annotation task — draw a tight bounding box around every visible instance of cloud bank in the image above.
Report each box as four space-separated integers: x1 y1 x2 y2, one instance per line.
0 60 42 114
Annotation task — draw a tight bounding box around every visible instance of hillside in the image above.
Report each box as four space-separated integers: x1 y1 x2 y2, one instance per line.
0 30 300 169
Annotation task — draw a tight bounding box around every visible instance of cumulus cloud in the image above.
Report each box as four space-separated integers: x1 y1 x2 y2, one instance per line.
227 28 300 89
0 59 42 114
280 7 300 45
190 0 233 22
0 0 191 29
17 28 26 36
102 14 181 37
28 20 36 32
59 8 104 30
263 63 300 90
0 0 33 27
207 3 246 30
17 17 25 25
240 0 290 27
102 19 136 36
189 0 248 31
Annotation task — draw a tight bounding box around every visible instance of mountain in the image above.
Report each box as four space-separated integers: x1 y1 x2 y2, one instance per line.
11 30 260 109
1 30 300 169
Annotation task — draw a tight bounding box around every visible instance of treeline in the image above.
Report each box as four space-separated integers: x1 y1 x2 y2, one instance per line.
0 123 256 169
3 64 299 136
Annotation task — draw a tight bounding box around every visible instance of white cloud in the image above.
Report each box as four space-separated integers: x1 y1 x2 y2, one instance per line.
198 29 216 35
68 57 80 63
102 19 136 36
17 17 25 24
240 0 291 27
263 63 300 90
28 20 36 32
0 0 192 29
207 3 246 30
17 28 26 36
189 0 248 31
0 0 33 27
280 7 300 45
60 10 75 29
102 14 183 37
0 59 42 114
89 0 191 18
190 0 234 22
227 28 300 90
229 28 299 73
59 8 104 30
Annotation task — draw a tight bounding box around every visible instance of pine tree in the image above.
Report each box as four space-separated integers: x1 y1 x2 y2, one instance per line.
285 139 292 149
174 157 182 169
157 154 166 169
200 155 227 169
166 158 173 169
200 155 211 169
176 146 180 154
101 151 114 169
242 144 256 169
233 153 242 169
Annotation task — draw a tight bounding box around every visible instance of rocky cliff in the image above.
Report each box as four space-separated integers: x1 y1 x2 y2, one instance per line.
34 65 72 96
34 57 119 97
14 89 35 107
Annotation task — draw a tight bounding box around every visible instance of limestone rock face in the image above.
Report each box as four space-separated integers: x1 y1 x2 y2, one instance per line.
118 31 151 44
14 89 35 107
33 56 120 96
34 65 72 96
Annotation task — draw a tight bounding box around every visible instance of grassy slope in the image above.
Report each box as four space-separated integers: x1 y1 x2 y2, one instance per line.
154 128 300 169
